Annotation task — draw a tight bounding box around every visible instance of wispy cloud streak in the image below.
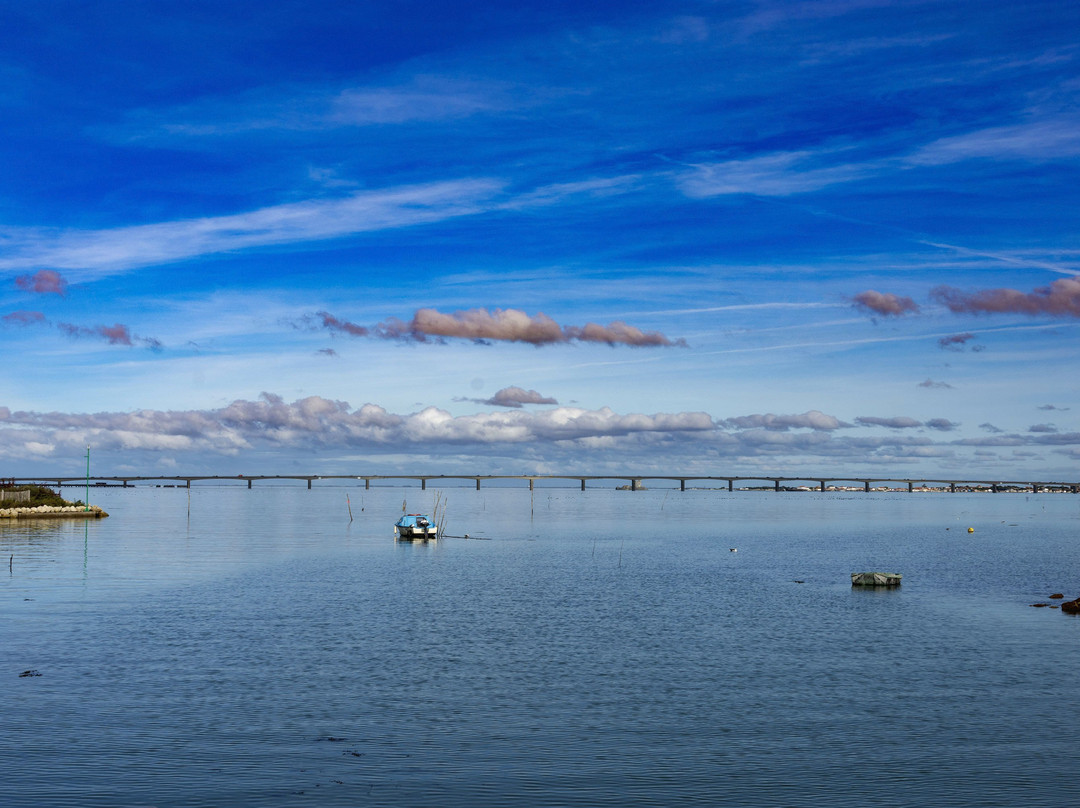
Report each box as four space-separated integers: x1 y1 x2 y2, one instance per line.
0 180 503 276
1 310 160 349
57 322 163 350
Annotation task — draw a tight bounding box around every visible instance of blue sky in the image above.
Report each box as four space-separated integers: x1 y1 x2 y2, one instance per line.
1 0 1079 480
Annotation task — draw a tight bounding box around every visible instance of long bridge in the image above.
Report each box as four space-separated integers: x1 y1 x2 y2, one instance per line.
8 474 1080 493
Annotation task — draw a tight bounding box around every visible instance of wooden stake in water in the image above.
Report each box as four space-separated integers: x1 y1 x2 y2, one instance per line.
346 494 353 522
84 444 90 512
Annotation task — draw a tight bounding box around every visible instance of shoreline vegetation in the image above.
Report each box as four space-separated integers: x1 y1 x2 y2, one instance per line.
0 485 108 520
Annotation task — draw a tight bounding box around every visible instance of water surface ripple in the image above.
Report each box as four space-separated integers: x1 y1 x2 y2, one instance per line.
4 487 1079 806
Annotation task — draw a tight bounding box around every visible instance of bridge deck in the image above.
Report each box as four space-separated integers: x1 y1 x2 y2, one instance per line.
8 474 1079 493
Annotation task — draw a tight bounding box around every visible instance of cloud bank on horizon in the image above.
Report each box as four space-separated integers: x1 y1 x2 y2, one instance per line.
5 393 1073 477
0 1 1078 478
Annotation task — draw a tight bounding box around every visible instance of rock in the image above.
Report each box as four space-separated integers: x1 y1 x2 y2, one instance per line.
1049 593 1064 599
851 572 902 586
1061 598 1080 615
19 669 42 677
1030 603 1049 607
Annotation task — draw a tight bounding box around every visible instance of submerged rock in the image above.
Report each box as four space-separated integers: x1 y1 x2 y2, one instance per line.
1061 598 1080 615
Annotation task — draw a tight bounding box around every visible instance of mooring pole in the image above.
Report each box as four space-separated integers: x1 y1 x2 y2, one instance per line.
84 444 90 512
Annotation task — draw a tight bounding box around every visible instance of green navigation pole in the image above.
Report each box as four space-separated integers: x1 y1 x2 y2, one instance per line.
85 444 90 511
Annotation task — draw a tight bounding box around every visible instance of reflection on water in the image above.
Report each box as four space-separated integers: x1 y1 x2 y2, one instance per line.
3 486 1080 807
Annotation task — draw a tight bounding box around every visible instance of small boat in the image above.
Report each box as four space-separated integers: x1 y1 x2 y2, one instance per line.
395 513 438 541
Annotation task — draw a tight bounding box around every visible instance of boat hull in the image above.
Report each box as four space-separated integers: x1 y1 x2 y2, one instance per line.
396 525 438 541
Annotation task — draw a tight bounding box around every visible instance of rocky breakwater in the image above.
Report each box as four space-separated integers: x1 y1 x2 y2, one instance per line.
0 504 109 520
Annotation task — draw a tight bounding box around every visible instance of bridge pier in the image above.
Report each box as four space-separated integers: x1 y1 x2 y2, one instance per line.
422 478 427 490
248 479 252 489
774 479 780 492
819 481 826 491
307 478 312 489
1033 484 1041 493
728 479 733 492
475 478 481 490
864 481 870 493
907 482 913 492
680 479 685 491
950 482 956 493
631 479 640 491
186 479 191 488
529 479 534 491
365 478 370 489
580 479 586 491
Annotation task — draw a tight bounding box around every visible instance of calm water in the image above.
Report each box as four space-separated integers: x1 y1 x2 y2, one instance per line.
3 485 1079 807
